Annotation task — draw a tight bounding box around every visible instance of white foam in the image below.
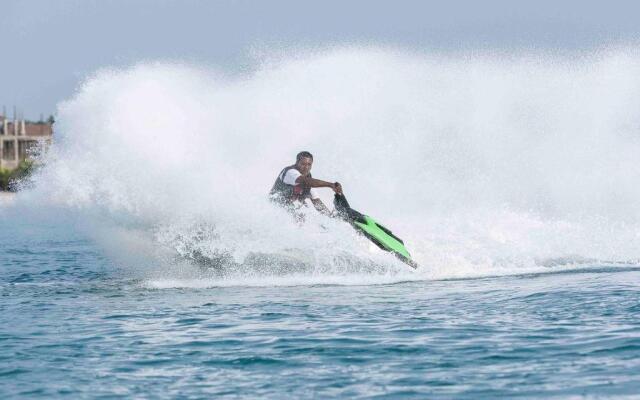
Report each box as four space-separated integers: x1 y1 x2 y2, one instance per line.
15 45 640 286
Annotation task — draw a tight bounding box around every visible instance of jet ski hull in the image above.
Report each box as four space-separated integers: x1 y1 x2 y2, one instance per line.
334 194 417 269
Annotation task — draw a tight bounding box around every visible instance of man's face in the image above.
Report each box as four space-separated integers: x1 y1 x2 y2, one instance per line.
296 157 313 176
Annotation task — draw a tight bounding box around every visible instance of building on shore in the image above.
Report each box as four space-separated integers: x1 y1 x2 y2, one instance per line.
0 114 53 170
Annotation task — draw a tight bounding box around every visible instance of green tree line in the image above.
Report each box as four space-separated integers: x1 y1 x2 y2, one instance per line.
0 160 34 191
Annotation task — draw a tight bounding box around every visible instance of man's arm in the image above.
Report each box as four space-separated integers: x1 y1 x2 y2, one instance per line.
296 176 343 194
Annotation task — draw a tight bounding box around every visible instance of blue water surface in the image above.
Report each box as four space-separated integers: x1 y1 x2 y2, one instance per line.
1 220 640 399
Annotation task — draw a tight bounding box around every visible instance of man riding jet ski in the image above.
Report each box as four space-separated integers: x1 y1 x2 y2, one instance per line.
269 151 417 268
269 151 343 214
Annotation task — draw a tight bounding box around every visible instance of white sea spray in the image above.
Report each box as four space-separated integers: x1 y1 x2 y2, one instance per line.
15 46 640 286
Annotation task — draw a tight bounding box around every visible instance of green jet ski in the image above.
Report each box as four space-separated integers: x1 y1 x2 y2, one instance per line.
333 194 418 269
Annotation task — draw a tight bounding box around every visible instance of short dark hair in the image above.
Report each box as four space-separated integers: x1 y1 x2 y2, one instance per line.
296 151 313 162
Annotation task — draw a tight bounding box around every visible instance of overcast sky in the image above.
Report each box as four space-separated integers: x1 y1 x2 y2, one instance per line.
2 0 640 119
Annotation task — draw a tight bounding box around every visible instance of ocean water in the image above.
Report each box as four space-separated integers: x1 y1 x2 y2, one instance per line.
2 219 639 398
2 46 640 398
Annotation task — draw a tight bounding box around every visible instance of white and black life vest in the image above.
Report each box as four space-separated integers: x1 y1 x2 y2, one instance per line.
269 165 312 205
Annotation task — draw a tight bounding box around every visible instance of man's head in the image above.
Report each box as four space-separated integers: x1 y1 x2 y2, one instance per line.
295 151 313 176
